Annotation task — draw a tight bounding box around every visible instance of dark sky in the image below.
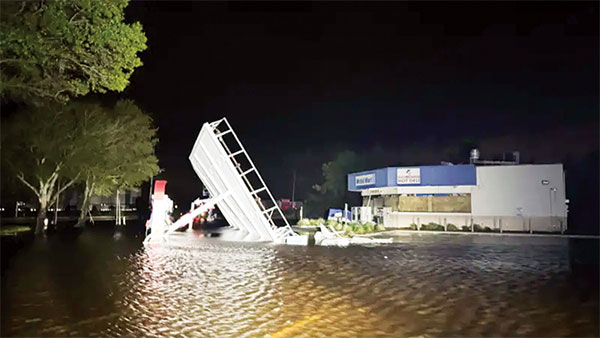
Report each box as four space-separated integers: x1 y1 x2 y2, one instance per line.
122 1 598 207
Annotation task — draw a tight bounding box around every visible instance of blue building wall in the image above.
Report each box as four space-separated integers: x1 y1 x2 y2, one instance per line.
347 168 388 191
348 164 476 191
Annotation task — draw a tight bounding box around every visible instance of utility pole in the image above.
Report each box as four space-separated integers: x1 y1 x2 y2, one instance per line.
291 170 296 205
149 176 154 205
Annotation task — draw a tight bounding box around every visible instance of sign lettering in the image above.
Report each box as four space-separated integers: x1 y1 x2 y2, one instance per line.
397 168 421 184
355 173 375 186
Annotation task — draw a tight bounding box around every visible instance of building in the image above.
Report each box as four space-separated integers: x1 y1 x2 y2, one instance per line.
348 163 567 233
65 188 141 212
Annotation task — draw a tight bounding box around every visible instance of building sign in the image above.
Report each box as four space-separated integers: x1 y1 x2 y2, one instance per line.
397 168 421 184
355 173 376 186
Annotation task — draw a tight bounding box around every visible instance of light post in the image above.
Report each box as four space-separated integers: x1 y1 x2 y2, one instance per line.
15 201 23 217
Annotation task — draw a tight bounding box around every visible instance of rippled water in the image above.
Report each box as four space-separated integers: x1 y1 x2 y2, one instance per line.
2 227 598 337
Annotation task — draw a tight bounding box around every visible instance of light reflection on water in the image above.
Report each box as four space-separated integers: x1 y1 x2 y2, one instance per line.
1 228 598 337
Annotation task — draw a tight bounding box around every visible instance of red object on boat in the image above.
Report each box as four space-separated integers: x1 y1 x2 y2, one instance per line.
153 180 167 200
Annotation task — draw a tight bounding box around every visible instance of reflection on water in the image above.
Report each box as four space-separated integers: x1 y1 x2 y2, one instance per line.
2 228 598 337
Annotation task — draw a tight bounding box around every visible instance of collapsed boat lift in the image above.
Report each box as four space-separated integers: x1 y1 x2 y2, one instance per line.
145 118 307 245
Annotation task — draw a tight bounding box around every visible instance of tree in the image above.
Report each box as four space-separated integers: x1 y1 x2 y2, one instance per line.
1 100 159 234
307 151 367 217
2 104 90 234
0 0 147 105
74 100 159 227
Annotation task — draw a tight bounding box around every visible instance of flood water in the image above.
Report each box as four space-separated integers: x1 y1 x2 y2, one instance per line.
1 226 598 337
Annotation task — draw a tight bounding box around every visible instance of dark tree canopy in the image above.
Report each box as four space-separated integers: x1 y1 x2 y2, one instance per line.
1 100 159 233
0 0 147 105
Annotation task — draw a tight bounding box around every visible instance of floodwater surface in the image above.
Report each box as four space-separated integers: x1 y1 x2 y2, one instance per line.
1 227 598 337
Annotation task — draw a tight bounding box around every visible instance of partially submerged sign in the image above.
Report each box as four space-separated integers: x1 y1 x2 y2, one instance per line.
188 118 298 243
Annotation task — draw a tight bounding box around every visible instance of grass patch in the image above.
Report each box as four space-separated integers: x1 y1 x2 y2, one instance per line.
1 226 32 236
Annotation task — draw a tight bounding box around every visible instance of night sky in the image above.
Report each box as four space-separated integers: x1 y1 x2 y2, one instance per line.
121 2 598 208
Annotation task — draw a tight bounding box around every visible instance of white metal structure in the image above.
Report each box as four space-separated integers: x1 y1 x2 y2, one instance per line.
144 192 228 244
188 118 298 243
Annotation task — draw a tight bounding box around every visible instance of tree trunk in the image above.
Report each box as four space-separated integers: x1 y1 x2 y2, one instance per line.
35 201 47 235
76 196 88 228
76 179 92 227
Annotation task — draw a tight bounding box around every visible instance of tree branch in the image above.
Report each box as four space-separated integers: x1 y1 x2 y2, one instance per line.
49 173 80 205
16 173 41 198
69 6 83 23
14 1 26 16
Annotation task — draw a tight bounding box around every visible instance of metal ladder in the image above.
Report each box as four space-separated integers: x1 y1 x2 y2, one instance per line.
208 118 296 242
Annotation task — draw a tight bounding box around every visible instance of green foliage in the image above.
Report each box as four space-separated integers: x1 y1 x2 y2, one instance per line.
446 223 459 231
64 100 158 192
2 103 94 193
306 150 366 217
0 0 147 105
409 223 418 230
457 224 493 232
421 222 444 231
0 226 32 236
298 218 326 226
313 151 365 197
311 218 325 226
375 223 386 232
351 223 364 234
337 222 380 235
71 100 159 225
297 218 311 226
472 224 492 232
343 224 354 236
1 99 159 231
325 219 338 227
298 219 383 234
1 103 104 232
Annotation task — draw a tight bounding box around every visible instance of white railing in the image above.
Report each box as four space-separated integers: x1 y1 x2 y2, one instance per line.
208 118 296 241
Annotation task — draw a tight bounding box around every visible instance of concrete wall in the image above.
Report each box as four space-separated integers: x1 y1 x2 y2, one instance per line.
383 212 566 232
471 164 567 219
384 212 471 229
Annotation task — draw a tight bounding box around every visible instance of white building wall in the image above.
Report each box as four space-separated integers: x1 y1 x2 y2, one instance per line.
471 164 567 231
